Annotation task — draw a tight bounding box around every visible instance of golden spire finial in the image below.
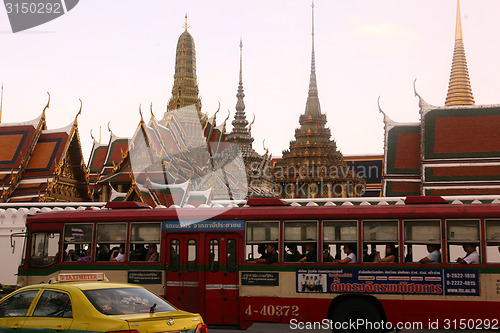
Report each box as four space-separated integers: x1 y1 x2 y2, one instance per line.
108 121 114 137
455 0 463 41
183 14 190 31
75 99 82 121
248 113 255 135
43 92 50 114
445 0 475 106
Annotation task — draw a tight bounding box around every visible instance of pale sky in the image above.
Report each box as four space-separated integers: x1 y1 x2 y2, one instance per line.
1 0 500 161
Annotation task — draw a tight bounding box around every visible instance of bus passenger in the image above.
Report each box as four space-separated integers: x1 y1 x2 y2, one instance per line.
130 243 147 261
376 244 398 263
256 243 278 264
285 244 303 262
97 244 110 261
77 248 91 262
323 245 334 262
111 245 125 262
334 243 357 264
419 244 441 263
298 243 317 263
456 243 479 264
146 244 159 262
363 243 376 262
257 244 267 260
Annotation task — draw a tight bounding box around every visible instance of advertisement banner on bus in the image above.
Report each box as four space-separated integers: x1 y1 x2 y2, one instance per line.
162 219 245 231
296 268 479 296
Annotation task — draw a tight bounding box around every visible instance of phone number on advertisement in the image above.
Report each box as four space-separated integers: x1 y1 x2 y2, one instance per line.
439 319 498 330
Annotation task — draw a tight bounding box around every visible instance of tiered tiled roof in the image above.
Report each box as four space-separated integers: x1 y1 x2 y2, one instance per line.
0 99 91 202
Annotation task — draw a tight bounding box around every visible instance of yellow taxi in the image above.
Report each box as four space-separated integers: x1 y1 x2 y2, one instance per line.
0 273 207 333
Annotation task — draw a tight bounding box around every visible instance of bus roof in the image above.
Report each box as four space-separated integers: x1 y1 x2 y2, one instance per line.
26 196 500 226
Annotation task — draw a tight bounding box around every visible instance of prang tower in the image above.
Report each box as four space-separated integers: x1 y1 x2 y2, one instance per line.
274 2 365 198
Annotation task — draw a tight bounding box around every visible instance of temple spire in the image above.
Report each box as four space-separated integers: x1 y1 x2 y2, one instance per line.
445 0 475 106
308 1 318 99
227 37 263 168
304 0 320 117
229 38 251 142
235 38 245 114
239 38 243 87
183 14 189 31
165 16 203 121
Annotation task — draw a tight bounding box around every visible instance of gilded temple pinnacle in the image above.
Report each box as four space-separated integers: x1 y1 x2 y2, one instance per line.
445 0 475 106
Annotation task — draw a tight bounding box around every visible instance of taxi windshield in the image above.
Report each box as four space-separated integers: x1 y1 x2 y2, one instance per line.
83 287 176 315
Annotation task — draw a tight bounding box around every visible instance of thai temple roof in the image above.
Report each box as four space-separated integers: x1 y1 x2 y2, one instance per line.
0 96 91 202
382 1 500 197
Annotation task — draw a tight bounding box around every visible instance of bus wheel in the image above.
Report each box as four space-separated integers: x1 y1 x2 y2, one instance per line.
329 298 383 333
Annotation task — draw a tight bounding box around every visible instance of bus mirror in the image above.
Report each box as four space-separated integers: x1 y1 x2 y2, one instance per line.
10 232 27 254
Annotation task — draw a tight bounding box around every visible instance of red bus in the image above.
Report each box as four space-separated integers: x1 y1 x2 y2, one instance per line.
18 196 500 331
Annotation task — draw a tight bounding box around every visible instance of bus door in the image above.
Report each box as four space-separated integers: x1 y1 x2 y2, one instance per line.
166 234 201 313
204 234 241 325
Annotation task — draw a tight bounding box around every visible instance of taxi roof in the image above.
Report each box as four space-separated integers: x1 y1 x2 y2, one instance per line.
47 281 140 291
16 281 140 293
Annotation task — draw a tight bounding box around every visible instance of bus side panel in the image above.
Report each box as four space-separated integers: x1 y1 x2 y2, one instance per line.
240 296 500 328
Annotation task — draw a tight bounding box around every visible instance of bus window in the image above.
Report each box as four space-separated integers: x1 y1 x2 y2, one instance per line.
446 219 481 263
362 220 398 263
284 221 318 262
245 221 279 261
63 224 93 262
30 232 60 267
403 220 441 263
170 239 180 272
130 222 161 261
323 221 357 262
96 223 126 261
486 220 500 263
227 238 237 273
209 239 219 273
187 239 197 272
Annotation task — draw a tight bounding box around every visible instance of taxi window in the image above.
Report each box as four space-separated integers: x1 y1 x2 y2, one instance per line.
0 290 38 317
32 290 72 318
83 287 176 315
